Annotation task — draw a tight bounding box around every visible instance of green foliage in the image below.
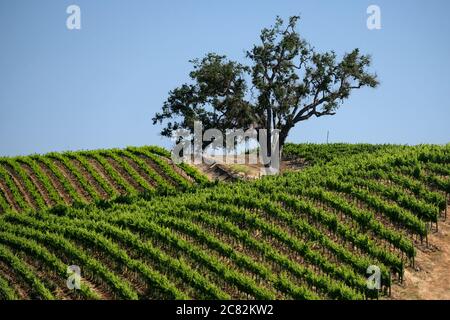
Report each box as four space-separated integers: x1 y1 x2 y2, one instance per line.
282 143 393 164
153 16 378 148
0 144 447 300
0 165 30 211
0 243 54 300
0 159 47 210
0 146 207 213
0 274 18 300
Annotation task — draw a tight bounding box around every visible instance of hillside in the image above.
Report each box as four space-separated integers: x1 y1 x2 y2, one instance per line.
0 146 209 213
0 144 448 300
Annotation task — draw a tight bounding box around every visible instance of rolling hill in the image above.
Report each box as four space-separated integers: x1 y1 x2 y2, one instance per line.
0 144 448 300
0 146 208 213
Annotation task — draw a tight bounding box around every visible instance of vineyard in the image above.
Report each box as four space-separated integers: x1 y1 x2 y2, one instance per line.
282 143 400 165
0 146 208 214
0 144 448 300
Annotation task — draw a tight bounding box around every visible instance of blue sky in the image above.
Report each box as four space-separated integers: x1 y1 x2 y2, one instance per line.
0 0 449 156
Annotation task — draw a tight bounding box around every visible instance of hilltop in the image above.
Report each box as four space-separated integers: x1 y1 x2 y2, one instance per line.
0 144 448 300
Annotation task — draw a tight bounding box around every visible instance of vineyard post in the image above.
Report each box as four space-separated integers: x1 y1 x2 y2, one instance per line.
388 273 391 296
445 192 448 220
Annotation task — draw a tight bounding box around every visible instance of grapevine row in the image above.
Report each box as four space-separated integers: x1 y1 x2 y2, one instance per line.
66 152 118 198
0 165 30 211
16 157 63 205
0 159 47 209
0 243 54 299
0 229 99 299
0 217 138 300
36 156 85 204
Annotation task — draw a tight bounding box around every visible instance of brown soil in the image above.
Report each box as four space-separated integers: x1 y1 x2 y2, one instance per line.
69 158 108 200
81 278 113 300
120 155 157 188
0 261 30 299
136 154 178 187
1 163 37 210
193 158 450 300
194 156 308 182
391 209 450 300
51 159 91 203
0 179 20 211
85 157 123 195
17 252 69 300
20 163 54 207
195 162 235 182
36 160 72 205
281 158 310 171
81 275 117 300
192 155 259 181
104 156 143 193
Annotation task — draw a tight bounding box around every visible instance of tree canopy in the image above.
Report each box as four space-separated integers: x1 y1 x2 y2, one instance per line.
153 16 378 155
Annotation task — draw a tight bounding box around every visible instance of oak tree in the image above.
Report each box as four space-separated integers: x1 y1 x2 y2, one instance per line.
153 16 378 159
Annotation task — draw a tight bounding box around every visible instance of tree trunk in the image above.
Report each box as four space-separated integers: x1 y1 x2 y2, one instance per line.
279 126 291 160
265 106 272 168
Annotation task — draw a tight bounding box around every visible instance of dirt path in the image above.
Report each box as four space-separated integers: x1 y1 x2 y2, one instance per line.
391 209 450 300
195 157 310 182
